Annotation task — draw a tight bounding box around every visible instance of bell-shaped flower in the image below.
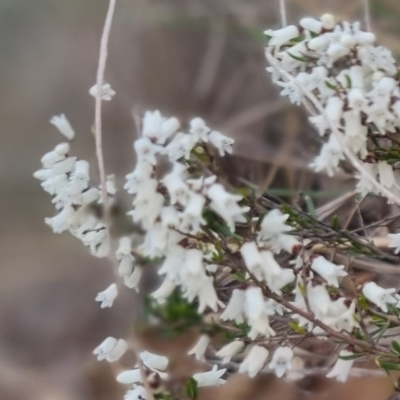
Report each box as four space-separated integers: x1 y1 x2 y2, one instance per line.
193 365 226 387
50 114 75 140
362 281 396 312
89 83 116 101
189 117 210 142
134 137 162 165
124 267 142 291
188 335 210 361
45 206 76 233
208 184 249 232
240 242 264 281
95 283 118 308
220 289 245 324
326 350 354 382
244 287 275 338
388 233 400 254
124 386 147 400
216 340 245 364
140 350 169 371
180 193 206 234
239 346 269 378
264 25 299 48
164 132 196 161
307 282 332 319
162 172 190 206
378 161 396 189
124 161 153 195
258 209 292 242
300 17 322 33
269 347 294 377
152 277 176 303
117 369 142 384
93 337 128 362
311 256 347 287
208 131 234 156
310 134 345 177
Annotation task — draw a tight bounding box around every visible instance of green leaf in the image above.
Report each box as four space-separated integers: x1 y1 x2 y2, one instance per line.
357 294 369 310
325 80 339 91
344 74 352 88
287 52 310 63
378 360 400 371
338 352 365 361
392 341 400 355
186 377 198 398
304 194 316 218
331 215 340 229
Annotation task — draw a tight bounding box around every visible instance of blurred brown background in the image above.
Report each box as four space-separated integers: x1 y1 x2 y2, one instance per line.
1 0 399 399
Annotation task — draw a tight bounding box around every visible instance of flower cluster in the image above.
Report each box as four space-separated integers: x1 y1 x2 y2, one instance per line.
265 14 400 201
34 12 400 398
34 115 114 257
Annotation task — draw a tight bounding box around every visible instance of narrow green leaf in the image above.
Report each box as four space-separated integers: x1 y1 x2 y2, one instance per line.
392 341 400 355
338 352 365 361
378 360 400 371
325 80 339 91
186 377 198 398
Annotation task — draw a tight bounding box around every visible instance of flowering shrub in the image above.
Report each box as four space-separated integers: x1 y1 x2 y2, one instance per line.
34 9 400 400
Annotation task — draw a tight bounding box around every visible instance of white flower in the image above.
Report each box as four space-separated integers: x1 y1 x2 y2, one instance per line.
152 277 176 303
362 281 396 312
134 137 162 165
165 132 196 161
310 134 345 177
276 80 304 105
311 256 347 287
116 237 132 259
366 104 395 134
239 346 269 378
124 161 154 195
388 233 400 254
50 114 75 140
326 350 355 382
208 131 234 156
124 386 147 400
117 369 142 384
93 337 128 362
118 255 134 278
244 287 275 338
95 283 118 308
124 267 142 291
216 341 245 364
258 209 292 242
142 111 180 144
180 193 206 234
240 242 264 281
188 335 210 361
193 365 226 387
307 281 333 320
378 161 396 189
140 351 169 371
89 83 116 101
265 25 299 48
355 163 378 197
45 206 76 233
190 117 210 142
220 289 245 324
269 347 293 377
208 184 249 232
300 17 322 33
162 171 190 206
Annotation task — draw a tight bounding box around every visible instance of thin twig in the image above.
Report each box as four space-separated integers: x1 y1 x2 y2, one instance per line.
266 54 400 207
279 0 287 27
95 0 116 228
364 0 372 31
